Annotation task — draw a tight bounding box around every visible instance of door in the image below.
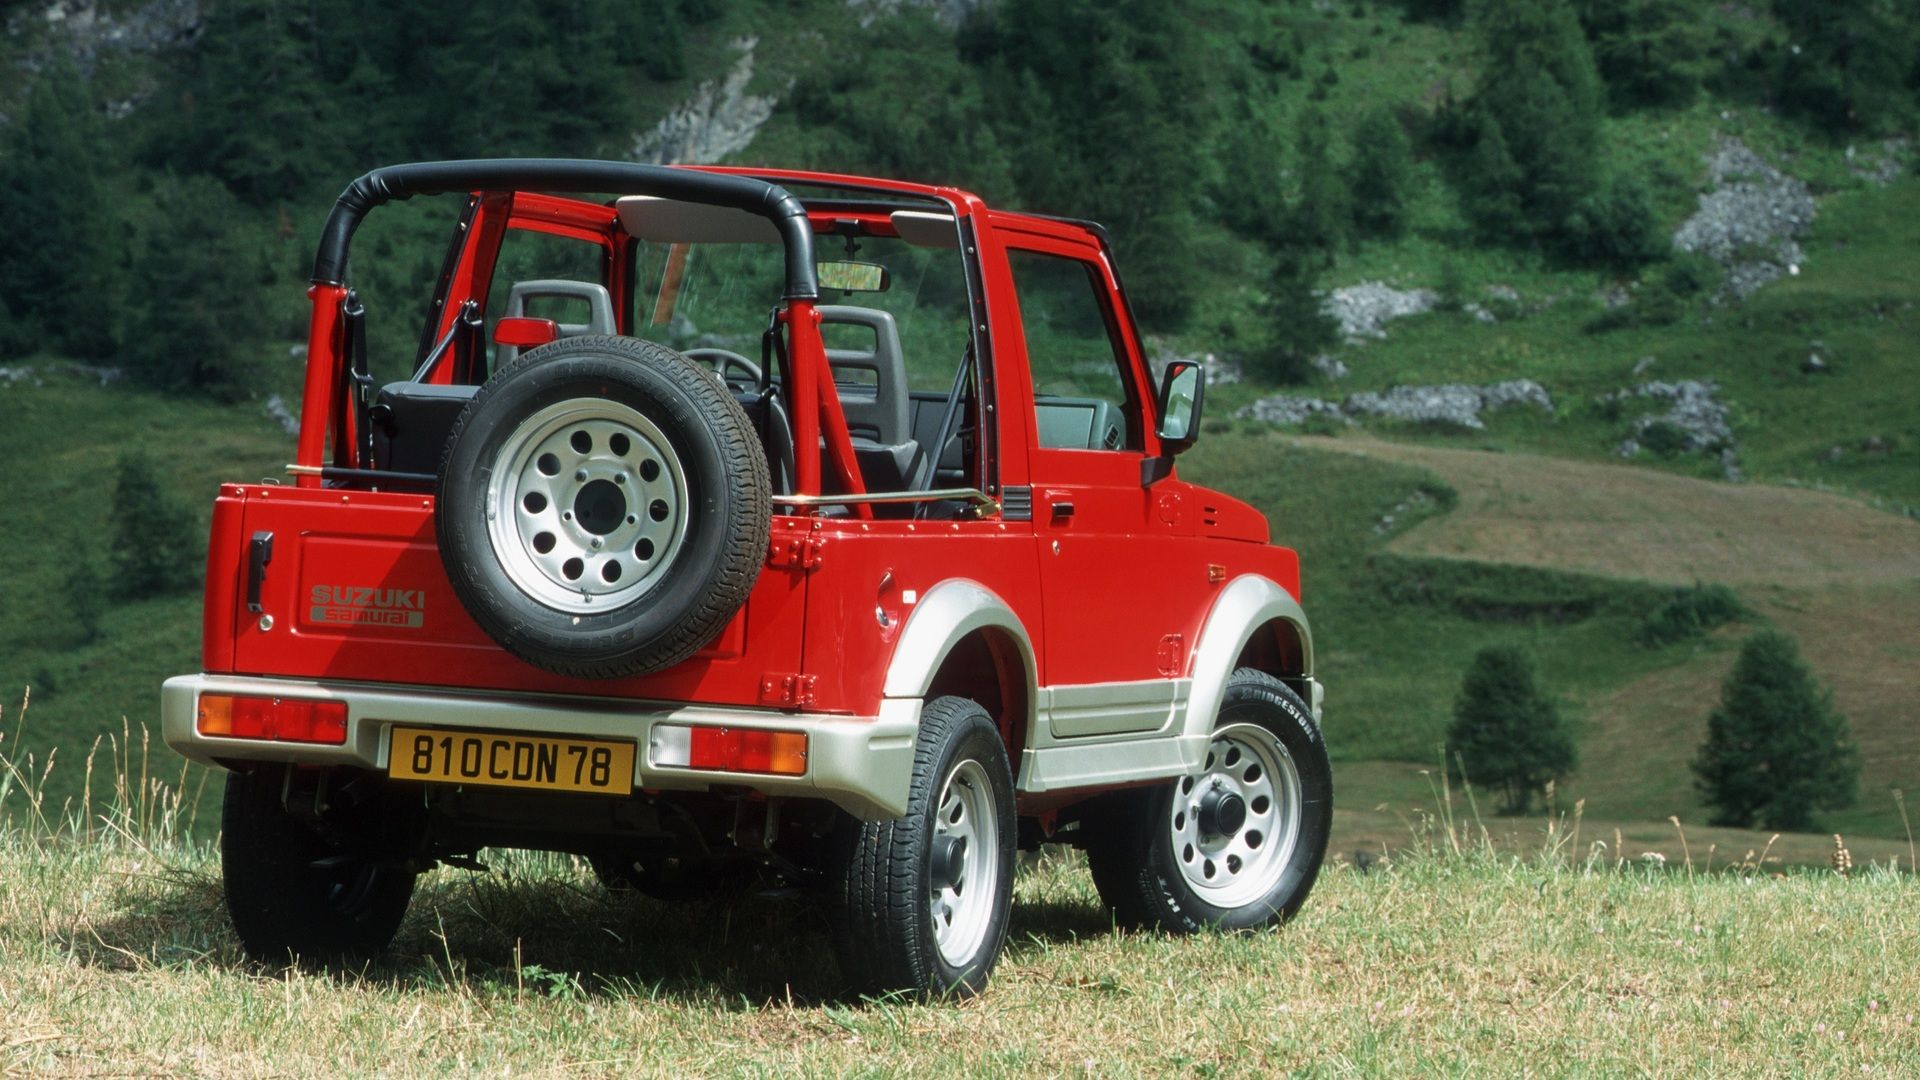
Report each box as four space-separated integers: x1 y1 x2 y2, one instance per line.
1002 237 1189 737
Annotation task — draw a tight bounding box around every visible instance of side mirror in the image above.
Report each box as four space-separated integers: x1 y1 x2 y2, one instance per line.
1155 359 1204 455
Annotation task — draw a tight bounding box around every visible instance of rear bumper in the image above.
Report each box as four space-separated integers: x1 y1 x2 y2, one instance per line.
162 674 918 820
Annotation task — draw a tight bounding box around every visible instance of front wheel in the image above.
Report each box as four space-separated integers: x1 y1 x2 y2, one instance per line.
828 697 1015 999
1086 669 1331 933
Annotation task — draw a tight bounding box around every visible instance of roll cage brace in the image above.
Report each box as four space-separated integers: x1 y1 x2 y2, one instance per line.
293 159 878 514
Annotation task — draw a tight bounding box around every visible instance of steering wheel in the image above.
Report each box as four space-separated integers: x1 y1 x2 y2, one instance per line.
683 348 762 389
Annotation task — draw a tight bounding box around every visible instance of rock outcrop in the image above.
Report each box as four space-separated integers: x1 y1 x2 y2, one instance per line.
630 38 778 166
1324 282 1438 341
1239 379 1553 430
1672 137 1817 302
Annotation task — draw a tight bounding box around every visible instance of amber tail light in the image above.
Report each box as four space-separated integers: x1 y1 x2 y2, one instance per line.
651 724 807 776
196 694 348 745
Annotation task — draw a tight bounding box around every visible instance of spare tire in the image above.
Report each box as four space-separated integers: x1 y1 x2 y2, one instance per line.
436 335 770 679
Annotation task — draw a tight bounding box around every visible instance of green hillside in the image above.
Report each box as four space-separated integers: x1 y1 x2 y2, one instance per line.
1 0 1916 842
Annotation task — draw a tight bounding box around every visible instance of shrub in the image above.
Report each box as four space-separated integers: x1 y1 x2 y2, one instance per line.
1693 630 1859 831
1565 172 1668 269
1659 252 1724 298
1636 421 1690 458
66 561 105 644
1447 646 1577 815
110 453 201 598
1583 257 1711 334
1636 583 1745 647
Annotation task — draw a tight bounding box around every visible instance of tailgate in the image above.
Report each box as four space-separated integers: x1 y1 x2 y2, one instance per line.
212 484 803 707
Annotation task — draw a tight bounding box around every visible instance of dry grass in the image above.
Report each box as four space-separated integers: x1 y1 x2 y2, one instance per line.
1295 436 1920 589
4 835 1918 1077
5 713 1919 1077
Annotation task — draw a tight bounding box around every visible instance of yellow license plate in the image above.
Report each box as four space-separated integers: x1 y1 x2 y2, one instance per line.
387 726 635 795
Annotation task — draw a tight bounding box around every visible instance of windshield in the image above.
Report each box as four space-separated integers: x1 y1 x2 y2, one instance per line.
633 230 973 394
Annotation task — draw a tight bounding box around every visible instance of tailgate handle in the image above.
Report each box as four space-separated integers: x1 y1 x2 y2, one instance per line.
246 531 274 613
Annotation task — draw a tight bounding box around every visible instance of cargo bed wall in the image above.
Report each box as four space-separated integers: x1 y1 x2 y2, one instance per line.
211 485 805 707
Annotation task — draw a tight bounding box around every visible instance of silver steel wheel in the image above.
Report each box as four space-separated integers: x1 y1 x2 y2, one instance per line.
1169 721 1302 909
929 758 1000 967
485 398 690 614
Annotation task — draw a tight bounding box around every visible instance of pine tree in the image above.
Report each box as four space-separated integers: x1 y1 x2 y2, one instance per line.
1447 646 1576 815
967 0 1217 327
110 453 201 598
153 0 350 205
1693 631 1859 831
1452 0 1604 243
1347 106 1416 240
1575 0 1712 110
0 58 122 360
126 176 274 399
1290 106 1348 266
1456 115 1526 242
1771 0 1919 136
1214 102 1292 248
1248 247 1338 385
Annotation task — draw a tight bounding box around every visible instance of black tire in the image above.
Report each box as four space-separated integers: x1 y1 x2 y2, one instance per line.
828 697 1016 999
221 769 416 965
437 335 770 679
1086 669 1331 933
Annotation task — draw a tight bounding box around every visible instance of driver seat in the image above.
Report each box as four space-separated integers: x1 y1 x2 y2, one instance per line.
820 305 918 492
497 280 619 367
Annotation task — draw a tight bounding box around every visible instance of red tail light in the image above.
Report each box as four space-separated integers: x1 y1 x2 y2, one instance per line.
196 694 348 745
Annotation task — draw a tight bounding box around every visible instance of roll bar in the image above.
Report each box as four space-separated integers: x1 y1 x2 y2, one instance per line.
310 158 819 300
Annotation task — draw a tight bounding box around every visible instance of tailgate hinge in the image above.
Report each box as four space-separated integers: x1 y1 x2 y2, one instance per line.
759 673 818 708
767 535 827 571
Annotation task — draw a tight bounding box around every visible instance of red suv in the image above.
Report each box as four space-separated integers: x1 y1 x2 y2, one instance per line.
163 160 1329 997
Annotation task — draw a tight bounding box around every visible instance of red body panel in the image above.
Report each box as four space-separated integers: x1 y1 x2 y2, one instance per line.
229 166 1305 719
799 518 1041 711
210 485 807 709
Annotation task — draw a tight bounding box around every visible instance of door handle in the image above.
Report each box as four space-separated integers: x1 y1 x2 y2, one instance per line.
1041 489 1076 520
246 531 274 613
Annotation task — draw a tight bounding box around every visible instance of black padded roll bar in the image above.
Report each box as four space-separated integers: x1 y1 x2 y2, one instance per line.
310 158 818 299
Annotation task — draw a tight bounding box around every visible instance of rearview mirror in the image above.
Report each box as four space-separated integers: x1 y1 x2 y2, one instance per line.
1155 359 1204 453
817 260 890 293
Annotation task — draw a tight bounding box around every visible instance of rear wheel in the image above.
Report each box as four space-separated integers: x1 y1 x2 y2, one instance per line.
828 697 1015 999
221 769 416 965
1086 669 1331 933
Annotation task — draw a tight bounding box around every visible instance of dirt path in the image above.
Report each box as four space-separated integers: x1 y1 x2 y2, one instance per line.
1293 436 1920 588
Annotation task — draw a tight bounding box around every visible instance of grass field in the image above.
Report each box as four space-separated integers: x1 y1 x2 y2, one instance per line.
4 817 1917 1076
1257 435 1920 840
